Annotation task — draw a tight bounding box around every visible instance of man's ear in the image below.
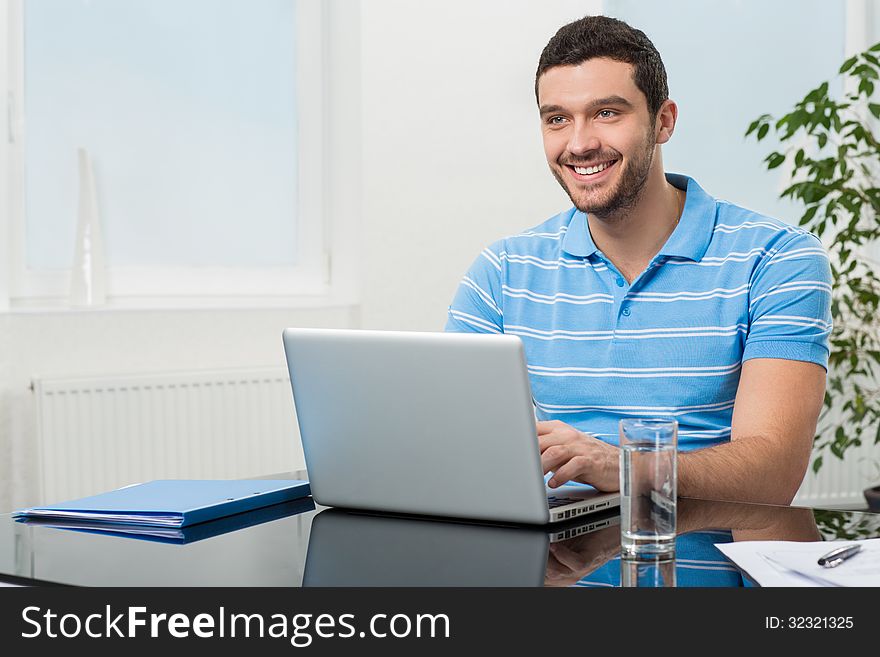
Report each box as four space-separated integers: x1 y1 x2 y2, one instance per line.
655 99 678 145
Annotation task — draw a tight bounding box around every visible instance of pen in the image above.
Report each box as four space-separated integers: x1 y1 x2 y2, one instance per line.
817 544 861 568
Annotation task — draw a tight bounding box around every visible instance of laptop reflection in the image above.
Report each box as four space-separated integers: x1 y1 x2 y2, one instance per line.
302 507 618 587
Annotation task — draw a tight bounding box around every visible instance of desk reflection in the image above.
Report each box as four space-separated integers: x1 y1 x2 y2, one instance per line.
303 498 850 588
2 492 877 587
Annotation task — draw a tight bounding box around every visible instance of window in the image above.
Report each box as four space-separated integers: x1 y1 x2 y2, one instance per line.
2 0 330 309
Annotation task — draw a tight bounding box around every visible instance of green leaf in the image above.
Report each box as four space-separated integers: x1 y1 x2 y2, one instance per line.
757 123 770 141
818 133 828 148
853 64 880 80
766 152 786 169
812 455 824 474
840 55 858 73
800 205 819 226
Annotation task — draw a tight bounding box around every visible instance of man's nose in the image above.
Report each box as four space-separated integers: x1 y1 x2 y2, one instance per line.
567 120 601 156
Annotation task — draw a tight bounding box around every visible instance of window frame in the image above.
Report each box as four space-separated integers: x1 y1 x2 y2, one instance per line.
2 0 337 310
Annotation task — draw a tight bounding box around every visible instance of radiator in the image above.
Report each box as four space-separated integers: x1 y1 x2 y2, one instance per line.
793 438 878 509
33 368 305 504
32 368 875 509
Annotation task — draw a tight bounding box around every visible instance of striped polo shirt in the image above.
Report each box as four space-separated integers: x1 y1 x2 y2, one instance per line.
445 173 832 451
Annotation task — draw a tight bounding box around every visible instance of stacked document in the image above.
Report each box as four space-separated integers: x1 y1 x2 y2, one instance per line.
12 479 311 529
716 538 880 587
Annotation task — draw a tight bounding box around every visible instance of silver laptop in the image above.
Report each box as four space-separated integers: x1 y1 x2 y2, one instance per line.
282 328 620 524
302 506 620 587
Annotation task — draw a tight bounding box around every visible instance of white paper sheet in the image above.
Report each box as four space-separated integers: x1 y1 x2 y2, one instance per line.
715 538 880 587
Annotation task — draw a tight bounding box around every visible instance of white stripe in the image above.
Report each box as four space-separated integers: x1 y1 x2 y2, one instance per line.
462 277 502 316
677 564 740 572
529 363 742 378
629 284 750 301
502 286 614 306
507 324 749 342
766 247 829 265
499 253 587 270
677 559 738 566
714 221 800 234
586 431 729 438
749 281 832 308
665 248 773 267
589 428 732 439
753 314 831 329
752 319 831 331
615 324 749 336
545 404 733 417
513 226 568 238
574 581 616 588
682 430 733 437
681 427 732 436
506 325 615 341
536 399 736 413
480 248 502 271
448 310 501 333
631 289 751 303
499 251 608 272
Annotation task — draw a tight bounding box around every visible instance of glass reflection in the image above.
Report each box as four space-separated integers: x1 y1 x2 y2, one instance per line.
620 553 676 587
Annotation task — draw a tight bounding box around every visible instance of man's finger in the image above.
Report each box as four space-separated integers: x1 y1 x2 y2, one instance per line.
541 444 572 476
536 421 559 435
547 543 588 572
538 433 571 452
549 456 590 488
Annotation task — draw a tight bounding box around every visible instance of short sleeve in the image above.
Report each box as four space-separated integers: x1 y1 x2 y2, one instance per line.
743 231 832 369
444 244 505 334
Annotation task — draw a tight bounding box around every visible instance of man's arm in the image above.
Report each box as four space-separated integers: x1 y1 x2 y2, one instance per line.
540 357 826 505
678 357 824 505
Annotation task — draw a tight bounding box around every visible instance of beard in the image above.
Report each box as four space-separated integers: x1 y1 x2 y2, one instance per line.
551 129 657 219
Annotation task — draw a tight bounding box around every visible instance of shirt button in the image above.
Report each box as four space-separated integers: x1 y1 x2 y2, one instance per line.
615 277 625 287
621 307 631 316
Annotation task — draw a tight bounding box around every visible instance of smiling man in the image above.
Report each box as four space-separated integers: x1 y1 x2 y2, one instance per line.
445 15 831 505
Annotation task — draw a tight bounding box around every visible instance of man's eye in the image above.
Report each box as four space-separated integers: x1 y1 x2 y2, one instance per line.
548 116 566 125
598 109 617 118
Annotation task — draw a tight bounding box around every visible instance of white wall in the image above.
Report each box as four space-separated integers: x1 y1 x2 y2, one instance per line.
359 0 595 329
1 0 599 511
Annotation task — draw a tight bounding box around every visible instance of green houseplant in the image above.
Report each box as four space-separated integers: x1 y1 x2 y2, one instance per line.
747 43 880 510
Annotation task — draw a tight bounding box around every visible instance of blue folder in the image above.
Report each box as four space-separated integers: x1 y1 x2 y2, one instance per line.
12 479 311 528
14 496 317 544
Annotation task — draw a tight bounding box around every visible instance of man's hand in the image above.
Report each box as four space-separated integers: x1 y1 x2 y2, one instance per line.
544 523 621 587
537 420 620 491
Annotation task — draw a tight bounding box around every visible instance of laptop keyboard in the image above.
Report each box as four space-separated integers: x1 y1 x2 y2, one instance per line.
547 496 582 509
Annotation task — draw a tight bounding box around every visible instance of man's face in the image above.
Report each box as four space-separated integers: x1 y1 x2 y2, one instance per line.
537 58 658 217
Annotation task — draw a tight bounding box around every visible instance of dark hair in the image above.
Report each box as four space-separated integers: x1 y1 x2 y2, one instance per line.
535 15 668 119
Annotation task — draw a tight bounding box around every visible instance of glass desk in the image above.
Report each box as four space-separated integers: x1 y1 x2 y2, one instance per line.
2 472 878 587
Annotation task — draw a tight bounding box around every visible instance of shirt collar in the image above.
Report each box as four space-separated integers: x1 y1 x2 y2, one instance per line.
561 173 715 262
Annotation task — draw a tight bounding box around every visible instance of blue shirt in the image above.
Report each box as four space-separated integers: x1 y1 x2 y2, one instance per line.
444 174 832 451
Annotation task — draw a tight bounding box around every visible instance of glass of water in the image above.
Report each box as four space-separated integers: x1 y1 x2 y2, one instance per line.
618 418 677 557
